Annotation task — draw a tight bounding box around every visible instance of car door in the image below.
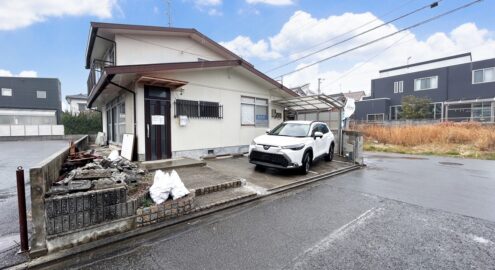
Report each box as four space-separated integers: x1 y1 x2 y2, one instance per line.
312 124 325 157
320 124 332 153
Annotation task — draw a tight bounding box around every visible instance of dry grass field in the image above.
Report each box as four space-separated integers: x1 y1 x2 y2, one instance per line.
356 122 495 160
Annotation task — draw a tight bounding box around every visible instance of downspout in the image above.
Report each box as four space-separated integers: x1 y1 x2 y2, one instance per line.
108 81 138 161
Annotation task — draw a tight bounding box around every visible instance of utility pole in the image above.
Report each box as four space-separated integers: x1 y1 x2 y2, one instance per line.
317 78 324 95
166 0 172 27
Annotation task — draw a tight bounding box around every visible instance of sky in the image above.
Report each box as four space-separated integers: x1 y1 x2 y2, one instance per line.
0 0 494 107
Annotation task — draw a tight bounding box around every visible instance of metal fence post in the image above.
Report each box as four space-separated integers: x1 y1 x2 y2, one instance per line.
16 166 29 253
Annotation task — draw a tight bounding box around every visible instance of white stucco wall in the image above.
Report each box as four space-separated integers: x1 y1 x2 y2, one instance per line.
115 34 228 66
131 67 287 157
68 99 87 115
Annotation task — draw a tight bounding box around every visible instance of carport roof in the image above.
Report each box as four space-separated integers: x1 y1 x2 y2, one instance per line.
273 94 345 111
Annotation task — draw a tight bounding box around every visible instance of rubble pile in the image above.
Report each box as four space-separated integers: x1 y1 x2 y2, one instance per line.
48 149 146 196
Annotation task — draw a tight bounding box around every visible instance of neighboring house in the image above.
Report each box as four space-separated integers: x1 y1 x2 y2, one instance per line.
85 22 297 161
291 84 316 96
0 76 62 125
66 94 88 115
342 91 366 102
354 53 495 122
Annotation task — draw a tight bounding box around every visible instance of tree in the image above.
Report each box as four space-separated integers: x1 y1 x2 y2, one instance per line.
401 95 431 119
61 111 102 135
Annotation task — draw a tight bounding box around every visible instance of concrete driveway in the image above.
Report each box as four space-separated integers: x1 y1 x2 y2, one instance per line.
331 152 495 222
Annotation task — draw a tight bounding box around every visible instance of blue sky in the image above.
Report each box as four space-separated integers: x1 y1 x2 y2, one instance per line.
0 0 493 101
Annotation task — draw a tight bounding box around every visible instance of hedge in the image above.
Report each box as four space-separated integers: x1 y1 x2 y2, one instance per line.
61 111 102 135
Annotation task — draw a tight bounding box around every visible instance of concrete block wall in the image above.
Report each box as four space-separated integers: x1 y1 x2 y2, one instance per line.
0 125 65 137
45 187 131 235
342 130 364 165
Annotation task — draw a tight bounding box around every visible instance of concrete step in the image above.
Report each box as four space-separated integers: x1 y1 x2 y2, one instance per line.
193 187 257 212
140 158 206 171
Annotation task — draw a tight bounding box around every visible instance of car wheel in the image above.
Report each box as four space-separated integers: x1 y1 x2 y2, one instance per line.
300 152 311 175
325 144 334 162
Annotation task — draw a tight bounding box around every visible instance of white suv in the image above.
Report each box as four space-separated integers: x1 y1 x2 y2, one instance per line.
249 121 335 174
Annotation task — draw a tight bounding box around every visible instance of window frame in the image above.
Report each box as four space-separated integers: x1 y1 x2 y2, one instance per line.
36 90 47 99
240 96 269 127
105 96 126 144
367 113 385 123
414 76 438 91
1 88 12 96
472 67 495 84
393 81 403 94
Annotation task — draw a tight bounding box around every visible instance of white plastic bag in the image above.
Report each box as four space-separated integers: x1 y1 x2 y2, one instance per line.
108 150 121 162
170 170 190 200
149 170 172 204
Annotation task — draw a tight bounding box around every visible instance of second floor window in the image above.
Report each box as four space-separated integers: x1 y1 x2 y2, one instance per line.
37 91 47 99
414 76 438 91
1 88 12 96
393 81 403 93
473 67 494 84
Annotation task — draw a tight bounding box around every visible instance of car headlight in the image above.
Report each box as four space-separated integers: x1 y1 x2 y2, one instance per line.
281 143 305 150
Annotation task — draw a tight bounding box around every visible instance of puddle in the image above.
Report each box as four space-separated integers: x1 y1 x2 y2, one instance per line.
439 161 464 166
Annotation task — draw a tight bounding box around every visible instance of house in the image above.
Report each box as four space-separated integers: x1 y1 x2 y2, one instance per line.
85 22 297 161
0 76 62 125
354 53 495 122
66 93 88 115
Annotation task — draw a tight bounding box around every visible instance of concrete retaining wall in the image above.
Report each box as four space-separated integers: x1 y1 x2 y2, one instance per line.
29 135 89 257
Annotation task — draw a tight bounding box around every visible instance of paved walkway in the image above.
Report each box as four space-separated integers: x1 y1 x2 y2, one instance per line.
0 140 68 268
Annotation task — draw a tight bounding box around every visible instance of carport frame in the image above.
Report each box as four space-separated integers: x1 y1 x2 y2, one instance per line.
273 94 345 155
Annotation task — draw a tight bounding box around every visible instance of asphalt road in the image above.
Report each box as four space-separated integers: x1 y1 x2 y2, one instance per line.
57 152 495 270
0 140 68 264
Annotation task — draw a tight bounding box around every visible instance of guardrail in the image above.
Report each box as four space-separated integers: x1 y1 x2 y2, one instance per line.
0 125 64 136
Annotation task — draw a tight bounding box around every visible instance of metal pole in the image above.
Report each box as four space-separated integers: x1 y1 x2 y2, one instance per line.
16 166 29 253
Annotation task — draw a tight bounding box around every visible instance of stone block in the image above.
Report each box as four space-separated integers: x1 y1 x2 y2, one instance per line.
143 207 150 215
120 188 127 203
77 212 84 229
96 192 103 208
158 211 164 219
165 210 171 216
62 215 69 232
136 208 143 215
84 211 90 227
45 199 54 218
157 204 164 212
54 216 62 234
68 197 76 214
84 195 90 211
46 218 55 235
142 215 150 222
96 207 103 223
165 203 172 210
76 195 84 212
68 180 92 192
89 192 97 209
151 213 157 220
136 216 142 223
53 199 61 216
127 201 134 216
69 213 77 230
150 205 158 213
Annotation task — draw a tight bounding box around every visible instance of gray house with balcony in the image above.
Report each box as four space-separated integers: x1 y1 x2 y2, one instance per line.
354 53 495 122
0 76 62 125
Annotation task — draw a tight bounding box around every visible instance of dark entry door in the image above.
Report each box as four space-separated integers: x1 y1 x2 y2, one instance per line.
144 86 171 161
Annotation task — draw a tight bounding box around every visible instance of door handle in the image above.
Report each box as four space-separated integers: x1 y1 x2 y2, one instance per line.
147 124 150 138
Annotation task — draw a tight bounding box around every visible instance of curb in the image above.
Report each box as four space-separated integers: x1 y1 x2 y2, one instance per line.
7 164 361 270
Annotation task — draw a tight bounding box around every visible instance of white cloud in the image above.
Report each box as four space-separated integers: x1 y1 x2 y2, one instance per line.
246 0 294 6
0 0 118 30
220 36 281 60
208 8 223 16
221 11 495 94
0 69 38 77
195 0 222 6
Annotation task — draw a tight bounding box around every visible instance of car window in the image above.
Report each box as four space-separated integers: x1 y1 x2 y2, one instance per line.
320 124 329 134
311 124 319 136
269 123 310 137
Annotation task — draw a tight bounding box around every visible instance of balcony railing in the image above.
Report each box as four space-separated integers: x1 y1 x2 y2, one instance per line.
87 59 115 96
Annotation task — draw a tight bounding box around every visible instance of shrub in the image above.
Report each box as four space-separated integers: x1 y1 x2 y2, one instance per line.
61 111 102 135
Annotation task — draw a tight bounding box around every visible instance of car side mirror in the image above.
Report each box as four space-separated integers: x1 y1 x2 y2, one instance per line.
265 129 271 134
314 131 323 138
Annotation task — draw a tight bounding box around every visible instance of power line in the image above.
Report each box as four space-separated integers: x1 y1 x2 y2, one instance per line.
265 0 442 74
321 33 414 89
274 0 483 79
283 0 420 63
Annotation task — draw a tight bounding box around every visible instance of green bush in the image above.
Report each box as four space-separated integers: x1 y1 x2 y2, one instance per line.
61 111 102 135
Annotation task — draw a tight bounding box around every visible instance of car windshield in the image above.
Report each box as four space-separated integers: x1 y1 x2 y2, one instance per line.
269 123 310 137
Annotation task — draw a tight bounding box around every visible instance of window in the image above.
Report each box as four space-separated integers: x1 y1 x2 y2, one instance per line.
36 91 47 99
1 88 12 96
241 96 268 127
414 76 438 91
78 103 86 112
473 67 495 84
320 124 330 134
106 97 125 144
393 81 403 93
174 99 222 118
367 114 384 123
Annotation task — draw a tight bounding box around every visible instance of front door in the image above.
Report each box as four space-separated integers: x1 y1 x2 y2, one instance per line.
144 86 171 161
